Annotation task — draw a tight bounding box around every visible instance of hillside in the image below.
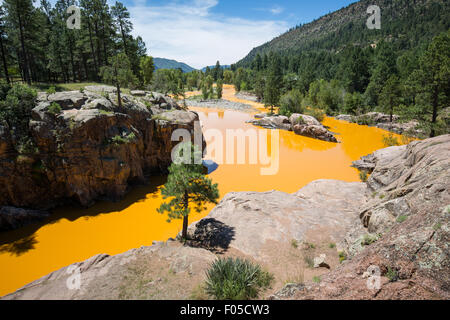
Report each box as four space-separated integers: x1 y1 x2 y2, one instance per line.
153 58 196 73
237 0 449 66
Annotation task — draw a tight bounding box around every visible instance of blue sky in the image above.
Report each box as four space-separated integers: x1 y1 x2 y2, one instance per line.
44 0 357 68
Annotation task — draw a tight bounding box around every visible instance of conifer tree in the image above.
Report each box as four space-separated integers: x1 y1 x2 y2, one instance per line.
158 143 219 241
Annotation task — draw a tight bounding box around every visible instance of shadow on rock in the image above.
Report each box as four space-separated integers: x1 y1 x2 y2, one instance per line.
186 218 235 254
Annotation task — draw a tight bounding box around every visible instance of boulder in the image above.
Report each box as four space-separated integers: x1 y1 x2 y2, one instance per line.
335 114 353 122
290 114 321 126
293 124 338 143
313 254 330 269
0 206 50 231
247 115 291 130
84 85 116 94
130 90 146 97
47 91 87 109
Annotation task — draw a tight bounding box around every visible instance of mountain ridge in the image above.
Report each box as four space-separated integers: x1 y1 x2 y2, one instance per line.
237 0 449 66
153 58 196 73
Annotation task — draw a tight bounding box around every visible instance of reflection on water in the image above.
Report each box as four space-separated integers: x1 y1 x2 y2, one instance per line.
0 88 404 296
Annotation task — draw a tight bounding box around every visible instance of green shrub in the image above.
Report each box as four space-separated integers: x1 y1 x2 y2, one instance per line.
355 114 376 126
48 102 62 115
386 267 399 282
279 89 304 117
359 170 368 182
312 276 321 283
361 234 378 246
109 132 136 146
0 83 37 137
329 243 336 249
305 107 325 122
205 257 273 300
396 215 408 223
338 251 347 263
291 239 299 248
46 86 56 95
383 134 400 147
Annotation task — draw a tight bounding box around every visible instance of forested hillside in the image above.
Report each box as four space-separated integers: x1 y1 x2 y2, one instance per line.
153 58 196 73
238 0 449 67
228 0 449 138
0 0 147 84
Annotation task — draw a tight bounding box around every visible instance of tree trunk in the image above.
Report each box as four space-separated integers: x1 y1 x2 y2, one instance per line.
17 9 31 85
87 19 98 77
390 97 393 123
119 22 128 55
430 86 439 138
0 34 9 84
182 191 189 240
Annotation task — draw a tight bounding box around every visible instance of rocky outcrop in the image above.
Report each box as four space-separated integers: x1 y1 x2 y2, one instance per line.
0 86 200 212
336 112 422 136
3 135 448 300
248 113 338 142
2 242 216 300
2 179 368 300
273 135 450 300
0 207 50 231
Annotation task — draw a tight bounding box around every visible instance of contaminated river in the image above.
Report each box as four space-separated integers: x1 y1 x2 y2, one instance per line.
0 85 404 296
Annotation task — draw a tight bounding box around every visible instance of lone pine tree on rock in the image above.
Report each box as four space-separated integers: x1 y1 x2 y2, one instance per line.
100 53 136 108
157 142 219 241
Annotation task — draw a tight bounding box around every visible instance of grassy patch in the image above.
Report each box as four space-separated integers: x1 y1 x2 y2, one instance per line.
291 239 299 249
205 257 273 300
382 134 400 147
361 234 379 246
312 276 321 283
338 251 347 263
108 132 136 147
386 267 399 282
189 284 209 300
328 243 336 249
396 215 408 223
433 222 442 231
303 256 314 268
151 114 170 121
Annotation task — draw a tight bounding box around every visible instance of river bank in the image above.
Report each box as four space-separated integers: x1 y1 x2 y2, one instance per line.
0 85 408 296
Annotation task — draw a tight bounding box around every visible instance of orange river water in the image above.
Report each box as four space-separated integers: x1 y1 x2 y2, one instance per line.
0 85 404 296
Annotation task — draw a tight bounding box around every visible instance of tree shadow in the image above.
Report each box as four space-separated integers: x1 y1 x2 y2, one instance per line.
186 218 235 254
0 175 167 254
0 234 38 256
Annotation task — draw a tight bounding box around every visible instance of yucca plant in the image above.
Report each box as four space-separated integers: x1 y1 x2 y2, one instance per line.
205 257 273 300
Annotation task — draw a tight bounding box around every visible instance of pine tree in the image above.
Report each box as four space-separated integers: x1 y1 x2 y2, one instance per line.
379 75 402 123
264 53 282 114
411 31 450 137
158 143 219 241
216 78 223 99
140 56 154 87
0 6 10 84
100 53 136 108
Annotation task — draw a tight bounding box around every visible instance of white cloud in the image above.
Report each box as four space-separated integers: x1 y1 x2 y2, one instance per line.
270 5 284 15
128 0 288 69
